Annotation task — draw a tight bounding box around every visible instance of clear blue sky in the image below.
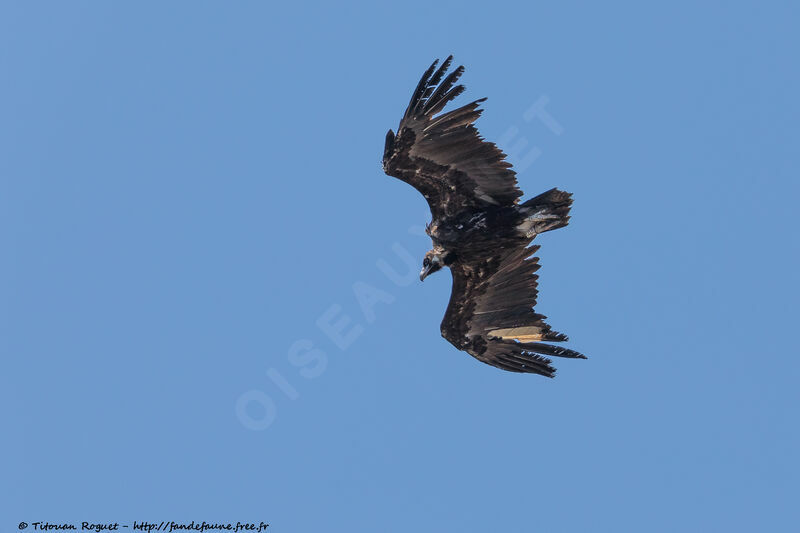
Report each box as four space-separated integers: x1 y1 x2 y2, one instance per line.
3 2 799 531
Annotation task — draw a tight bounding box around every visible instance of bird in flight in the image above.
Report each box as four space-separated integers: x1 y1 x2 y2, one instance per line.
382 56 586 377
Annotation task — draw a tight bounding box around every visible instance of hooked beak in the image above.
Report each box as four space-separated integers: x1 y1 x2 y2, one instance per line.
420 265 433 282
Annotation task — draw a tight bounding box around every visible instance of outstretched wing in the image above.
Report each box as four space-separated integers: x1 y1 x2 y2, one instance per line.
441 246 586 377
382 56 523 220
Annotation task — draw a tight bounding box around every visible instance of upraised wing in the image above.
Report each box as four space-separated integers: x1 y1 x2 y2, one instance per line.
441 246 586 376
382 56 523 220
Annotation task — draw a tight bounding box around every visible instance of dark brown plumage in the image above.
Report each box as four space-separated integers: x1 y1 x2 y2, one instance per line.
382 56 585 377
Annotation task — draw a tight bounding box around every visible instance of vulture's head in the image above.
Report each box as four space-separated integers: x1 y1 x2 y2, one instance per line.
420 247 451 281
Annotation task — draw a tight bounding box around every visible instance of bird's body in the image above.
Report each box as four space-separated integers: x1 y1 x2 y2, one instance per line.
382 56 585 377
427 206 514 253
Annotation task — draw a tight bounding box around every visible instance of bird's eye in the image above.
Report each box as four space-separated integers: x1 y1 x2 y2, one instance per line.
423 258 430 267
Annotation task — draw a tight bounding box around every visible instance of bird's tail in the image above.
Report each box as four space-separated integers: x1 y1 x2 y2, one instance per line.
517 188 573 238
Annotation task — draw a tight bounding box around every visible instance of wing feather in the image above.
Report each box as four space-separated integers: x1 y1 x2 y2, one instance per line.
383 57 522 220
440 246 585 376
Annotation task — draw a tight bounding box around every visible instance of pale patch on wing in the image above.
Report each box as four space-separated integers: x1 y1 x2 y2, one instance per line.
475 188 499 204
518 211 560 237
488 326 545 342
